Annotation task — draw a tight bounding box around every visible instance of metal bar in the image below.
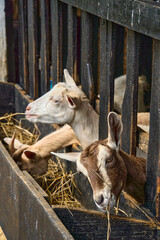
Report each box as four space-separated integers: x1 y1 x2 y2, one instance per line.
121 29 140 155
66 5 77 80
18 0 29 92
40 0 50 94
60 0 160 40
27 0 39 99
144 39 160 215
99 20 116 140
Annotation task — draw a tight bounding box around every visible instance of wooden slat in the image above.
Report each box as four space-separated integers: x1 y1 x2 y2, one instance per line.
115 25 125 78
121 29 140 155
60 0 160 41
51 0 58 85
91 15 99 96
18 0 29 92
99 20 116 140
144 39 160 215
58 2 64 82
40 0 50 94
5 0 16 83
80 11 91 98
27 0 39 99
66 5 77 80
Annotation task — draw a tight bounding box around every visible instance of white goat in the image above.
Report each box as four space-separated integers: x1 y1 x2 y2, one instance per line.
25 70 149 149
4 124 79 175
114 74 149 113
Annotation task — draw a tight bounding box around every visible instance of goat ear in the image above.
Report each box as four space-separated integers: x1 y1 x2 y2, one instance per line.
64 69 76 86
66 95 77 108
24 150 40 161
51 152 80 162
107 112 123 150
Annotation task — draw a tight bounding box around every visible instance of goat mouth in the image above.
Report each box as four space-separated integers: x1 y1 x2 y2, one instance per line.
25 114 38 119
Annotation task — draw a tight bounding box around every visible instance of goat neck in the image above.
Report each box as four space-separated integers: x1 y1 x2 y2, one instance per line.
70 99 99 149
119 150 146 204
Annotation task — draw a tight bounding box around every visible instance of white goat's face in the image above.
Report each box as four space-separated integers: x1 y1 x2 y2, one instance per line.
52 112 126 211
25 70 86 124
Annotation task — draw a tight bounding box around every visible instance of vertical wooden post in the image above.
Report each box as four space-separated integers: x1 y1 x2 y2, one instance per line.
18 0 29 92
40 0 50 94
27 0 39 99
5 0 16 83
121 29 140 155
66 5 77 80
145 39 160 216
51 0 58 85
81 11 91 99
99 19 116 139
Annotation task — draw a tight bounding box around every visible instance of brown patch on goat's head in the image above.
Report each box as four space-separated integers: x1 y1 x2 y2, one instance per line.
79 139 127 211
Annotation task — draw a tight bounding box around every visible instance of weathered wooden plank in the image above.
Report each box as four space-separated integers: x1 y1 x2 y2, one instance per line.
40 0 50 94
0 142 73 240
18 0 29 92
27 0 39 99
115 25 125 78
99 20 116 140
5 0 16 83
58 2 64 82
51 0 58 85
91 15 99 96
54 207 159 240
121 30 140 155
0 82 15 116
66 5 77 80
144 39 160 216
81 11 91 98
60 0 160 40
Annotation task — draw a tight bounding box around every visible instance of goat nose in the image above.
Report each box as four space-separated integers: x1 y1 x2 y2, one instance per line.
26 105 31 111
95 194 104 205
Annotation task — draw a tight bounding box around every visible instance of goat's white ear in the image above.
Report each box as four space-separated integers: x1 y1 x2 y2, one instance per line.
64 69 76 86
107 112 123 151
66 95 76 108
51 152 80 162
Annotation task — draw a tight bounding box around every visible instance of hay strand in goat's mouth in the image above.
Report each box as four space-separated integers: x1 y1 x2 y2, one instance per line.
106 198 111 240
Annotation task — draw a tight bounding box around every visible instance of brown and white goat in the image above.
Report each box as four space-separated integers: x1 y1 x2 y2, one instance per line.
25 70 149 149
4 124 79 175
51 112 146 211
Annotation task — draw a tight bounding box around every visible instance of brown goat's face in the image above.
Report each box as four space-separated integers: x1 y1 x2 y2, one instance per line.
78 140 127 211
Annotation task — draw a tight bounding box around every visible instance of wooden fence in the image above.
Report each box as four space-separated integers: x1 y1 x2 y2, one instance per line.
4 0 160 217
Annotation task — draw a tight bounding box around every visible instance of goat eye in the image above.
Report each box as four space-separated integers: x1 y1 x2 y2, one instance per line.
106 156 113 164
51 97 59 104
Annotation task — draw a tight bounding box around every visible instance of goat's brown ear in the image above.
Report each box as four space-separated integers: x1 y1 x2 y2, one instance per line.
64 69 76 86
107 112 123 150
24 150 40 161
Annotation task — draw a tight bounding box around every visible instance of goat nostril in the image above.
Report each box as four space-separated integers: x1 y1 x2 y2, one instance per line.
26 105 31 111
95 194 104 205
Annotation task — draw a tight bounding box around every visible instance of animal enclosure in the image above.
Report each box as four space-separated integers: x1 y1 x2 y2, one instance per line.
1 0 160 239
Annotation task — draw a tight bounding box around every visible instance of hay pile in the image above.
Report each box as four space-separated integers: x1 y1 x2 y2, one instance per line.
0 113 81 208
